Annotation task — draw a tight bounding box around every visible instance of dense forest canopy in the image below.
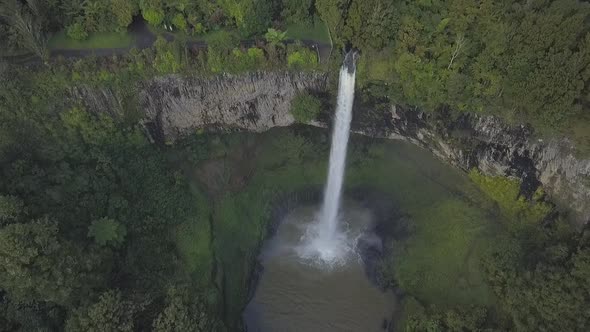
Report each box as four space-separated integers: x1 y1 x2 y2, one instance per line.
1 0 590 331
1 0 589 130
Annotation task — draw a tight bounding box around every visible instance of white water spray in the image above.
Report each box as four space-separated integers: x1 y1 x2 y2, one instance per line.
297 52 357 266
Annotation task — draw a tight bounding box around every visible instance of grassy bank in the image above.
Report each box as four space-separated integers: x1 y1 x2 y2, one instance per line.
175 127 504 328
48 31 135 49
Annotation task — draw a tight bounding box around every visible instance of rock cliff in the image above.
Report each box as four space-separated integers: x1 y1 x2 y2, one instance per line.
353 105 590 224
70 72 590 224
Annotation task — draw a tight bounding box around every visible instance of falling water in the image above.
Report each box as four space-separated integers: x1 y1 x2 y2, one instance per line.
298 51 358 265
319 53 357 239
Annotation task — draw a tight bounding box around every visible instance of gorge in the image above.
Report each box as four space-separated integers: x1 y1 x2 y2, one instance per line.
72 72 590 226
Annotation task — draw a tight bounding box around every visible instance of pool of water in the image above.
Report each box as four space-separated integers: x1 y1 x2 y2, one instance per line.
243 204 396 332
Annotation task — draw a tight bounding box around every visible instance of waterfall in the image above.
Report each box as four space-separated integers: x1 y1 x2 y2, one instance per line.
319 54 357 241
297 51 357 266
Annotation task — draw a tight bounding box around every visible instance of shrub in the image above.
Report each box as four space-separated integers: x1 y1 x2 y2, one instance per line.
468 169 552 229
142 8 165 26
88 218 127 247
291 92 321 122
172 13 187 32
287 45 318 70
153 37 182 73
66 22 89 41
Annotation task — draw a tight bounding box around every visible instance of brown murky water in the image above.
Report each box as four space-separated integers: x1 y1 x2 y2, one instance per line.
243 205 396 332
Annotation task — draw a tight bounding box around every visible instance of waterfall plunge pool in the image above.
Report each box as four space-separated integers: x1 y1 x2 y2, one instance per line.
243 202 397 332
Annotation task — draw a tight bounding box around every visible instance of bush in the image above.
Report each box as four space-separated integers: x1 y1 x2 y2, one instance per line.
66 22 89 41
287 45 318 70
153 37 182 73
469 169 552 230
291 92 321 122
172 13 187 32
142 8 165 26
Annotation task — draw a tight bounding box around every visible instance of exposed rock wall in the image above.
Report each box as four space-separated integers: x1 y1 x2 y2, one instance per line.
353 105 590 224
138 72 328 140
70 72 590 224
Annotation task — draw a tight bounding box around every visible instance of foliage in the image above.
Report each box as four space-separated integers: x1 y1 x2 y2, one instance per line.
342 0 397 50
66 21 88 41
140 0 165 27
152 286 225 332
65 290 135 332
153 36 182 73
0 0 48 60
48 30 134 49
0 195 23 224
264 28 286 46
87 217 127 247
400 297 496 332
314 0 348 43
469 169 552 229
110 0 138 31
290 92 321 122
0 218 107 306
286 43 318 70
172 13 188 32
281 0 313 24
483 221 590 331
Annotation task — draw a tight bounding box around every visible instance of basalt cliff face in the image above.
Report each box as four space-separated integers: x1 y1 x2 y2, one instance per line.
353 105 590 224
139 72 329 140
71 72 590 224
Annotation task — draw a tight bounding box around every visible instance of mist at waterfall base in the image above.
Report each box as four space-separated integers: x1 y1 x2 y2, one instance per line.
296 54 358 267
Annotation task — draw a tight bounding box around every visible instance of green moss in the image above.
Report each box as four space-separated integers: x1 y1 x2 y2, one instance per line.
285 17 331 43
173 189 212 285
468 169 552 228
291 92 322 122
394 199 495 307
48 31 134 49
178 129 504 325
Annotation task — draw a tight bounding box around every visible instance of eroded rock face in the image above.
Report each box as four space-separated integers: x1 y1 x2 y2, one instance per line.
138 72 328 140
70 72 590 225
354 105 590 225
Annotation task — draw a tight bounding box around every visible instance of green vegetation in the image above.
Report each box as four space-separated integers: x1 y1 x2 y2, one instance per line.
291 92 322 122
49 31 134 49
0 69 226 329
287 42 318 70
330 0 590 134
469 170 552 229
285 17 330 43
1 0 590 330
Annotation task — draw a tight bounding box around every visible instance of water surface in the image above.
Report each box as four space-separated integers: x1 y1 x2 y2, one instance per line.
244 204 396 332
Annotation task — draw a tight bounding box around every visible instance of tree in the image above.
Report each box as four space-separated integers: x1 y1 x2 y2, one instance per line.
264 28 286 47
140 0 165 26
0 195 23 225
0 0 48 61
0 218 107 306
342 0 398 50
66 21 89 41
65 290 135 332
88 218 127 247
290 92 322 122
281 0 313 24
152 286 225 332
315 0 348 43
110 0 138 31
241 0 272 37
172 13 188 32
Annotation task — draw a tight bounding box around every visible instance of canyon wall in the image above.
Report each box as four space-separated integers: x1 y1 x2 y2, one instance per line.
71 72 590 224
